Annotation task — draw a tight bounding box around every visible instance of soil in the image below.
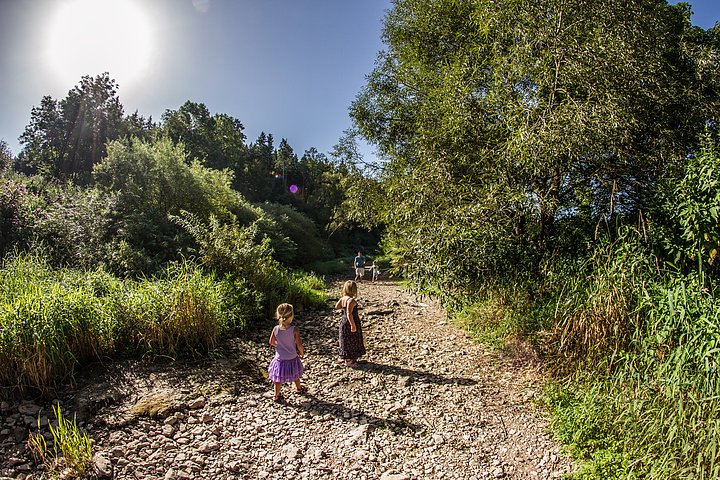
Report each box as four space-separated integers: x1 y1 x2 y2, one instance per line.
0 278 573 479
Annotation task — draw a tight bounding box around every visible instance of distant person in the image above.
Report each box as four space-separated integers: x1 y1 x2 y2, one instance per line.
372 263 381 282
353 251 366 281
335 280 366 367
267 303 306 402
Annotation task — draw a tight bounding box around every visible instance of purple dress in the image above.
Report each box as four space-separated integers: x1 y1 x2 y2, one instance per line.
268 326 304 383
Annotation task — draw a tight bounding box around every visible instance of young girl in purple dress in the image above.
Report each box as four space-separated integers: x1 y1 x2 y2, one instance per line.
267 303 306 402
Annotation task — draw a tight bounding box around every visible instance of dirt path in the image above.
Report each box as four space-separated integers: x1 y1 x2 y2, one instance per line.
0 279 572 479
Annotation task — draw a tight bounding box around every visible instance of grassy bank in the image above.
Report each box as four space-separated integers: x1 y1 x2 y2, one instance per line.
0 254 325 396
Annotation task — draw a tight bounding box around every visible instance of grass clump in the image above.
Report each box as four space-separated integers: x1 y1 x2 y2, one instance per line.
28 404 93 477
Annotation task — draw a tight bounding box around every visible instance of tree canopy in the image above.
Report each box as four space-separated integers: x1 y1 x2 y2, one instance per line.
350 0 720 300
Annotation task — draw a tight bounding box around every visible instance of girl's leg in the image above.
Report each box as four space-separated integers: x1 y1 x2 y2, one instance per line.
273 382 282 401
293 379 306 393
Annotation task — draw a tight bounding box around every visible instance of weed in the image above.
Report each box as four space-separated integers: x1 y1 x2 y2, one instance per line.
28 405 93 477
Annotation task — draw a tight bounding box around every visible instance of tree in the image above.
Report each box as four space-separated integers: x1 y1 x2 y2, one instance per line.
243 132 275 202
120 111 155 141
160 101 247 172
0 140 12 175
17 96 64 176
350 0 719 300
273 138 298 194
92 136 247 273
18 73 124 180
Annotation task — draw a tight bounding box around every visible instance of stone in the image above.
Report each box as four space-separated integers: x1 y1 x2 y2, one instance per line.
17 403 41 416
198 441 220 453
189 398 206 410
380 473 410 480
93 453 113 478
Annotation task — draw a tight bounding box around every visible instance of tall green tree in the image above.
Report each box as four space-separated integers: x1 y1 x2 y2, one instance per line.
18 73 124 180
161 102 247 169
0 140 12 174
350 0 719 300
273 138 298 193
243 132 275 201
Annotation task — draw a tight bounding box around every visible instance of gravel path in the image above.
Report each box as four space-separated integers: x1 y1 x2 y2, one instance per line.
0 279 573 479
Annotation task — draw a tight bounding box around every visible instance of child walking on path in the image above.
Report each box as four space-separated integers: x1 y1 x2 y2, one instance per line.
268 303 306 402
335 280 366 367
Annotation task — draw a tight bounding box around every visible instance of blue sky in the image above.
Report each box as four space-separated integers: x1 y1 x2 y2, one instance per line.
0 0 718 162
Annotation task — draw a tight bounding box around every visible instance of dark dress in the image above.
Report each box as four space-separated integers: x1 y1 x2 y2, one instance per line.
338 299 366 360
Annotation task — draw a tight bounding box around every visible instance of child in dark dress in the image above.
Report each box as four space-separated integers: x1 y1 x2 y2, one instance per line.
334 280 366 367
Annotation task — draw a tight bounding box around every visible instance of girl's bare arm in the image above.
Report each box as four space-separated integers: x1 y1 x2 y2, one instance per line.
269 327 277 346
347 299 357 332
294 328 304 358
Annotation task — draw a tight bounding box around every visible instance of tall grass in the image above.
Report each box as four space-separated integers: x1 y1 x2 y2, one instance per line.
447 225 720 478
0 248 326 395
543 230 720 479
0 254 230 395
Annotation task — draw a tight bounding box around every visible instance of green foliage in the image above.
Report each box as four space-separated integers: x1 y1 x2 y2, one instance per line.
93 136 252 274
553 227 654 368
25 182 119 269
257 202 333 266
653 135 720 274
306 258 352 276
161 101 247 172
0 177 34 255
171 212 327 313
542 240 720 479
0 139 11 174
29 405 93 477
350 0 718 303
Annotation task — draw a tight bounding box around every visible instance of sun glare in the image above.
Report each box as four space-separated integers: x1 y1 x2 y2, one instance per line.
45 0 154 88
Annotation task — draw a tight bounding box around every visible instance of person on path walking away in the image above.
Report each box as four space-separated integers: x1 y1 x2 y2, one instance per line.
335 280 366 367
267 303 306 402
353 251 366 282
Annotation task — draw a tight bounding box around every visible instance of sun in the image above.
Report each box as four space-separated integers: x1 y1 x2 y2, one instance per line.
45 0 154 88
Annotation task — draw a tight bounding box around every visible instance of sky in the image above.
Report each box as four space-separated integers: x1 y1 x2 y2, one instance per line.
0 0 718 163
0 0 391 160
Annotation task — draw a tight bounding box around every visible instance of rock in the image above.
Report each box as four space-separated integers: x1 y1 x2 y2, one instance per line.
282 444 301 460
380 473 410 480
17 403 41 416
93 453 113 478
189 397 206 410
131 389 181 419
348 424 371 444
198 441 220 453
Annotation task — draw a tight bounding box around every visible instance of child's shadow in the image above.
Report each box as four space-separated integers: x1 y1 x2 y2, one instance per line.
285 392 422 434
356 361 478 386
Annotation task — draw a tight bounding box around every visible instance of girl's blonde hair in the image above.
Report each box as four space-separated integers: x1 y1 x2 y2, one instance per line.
342 280 358 298
276 303 294 328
